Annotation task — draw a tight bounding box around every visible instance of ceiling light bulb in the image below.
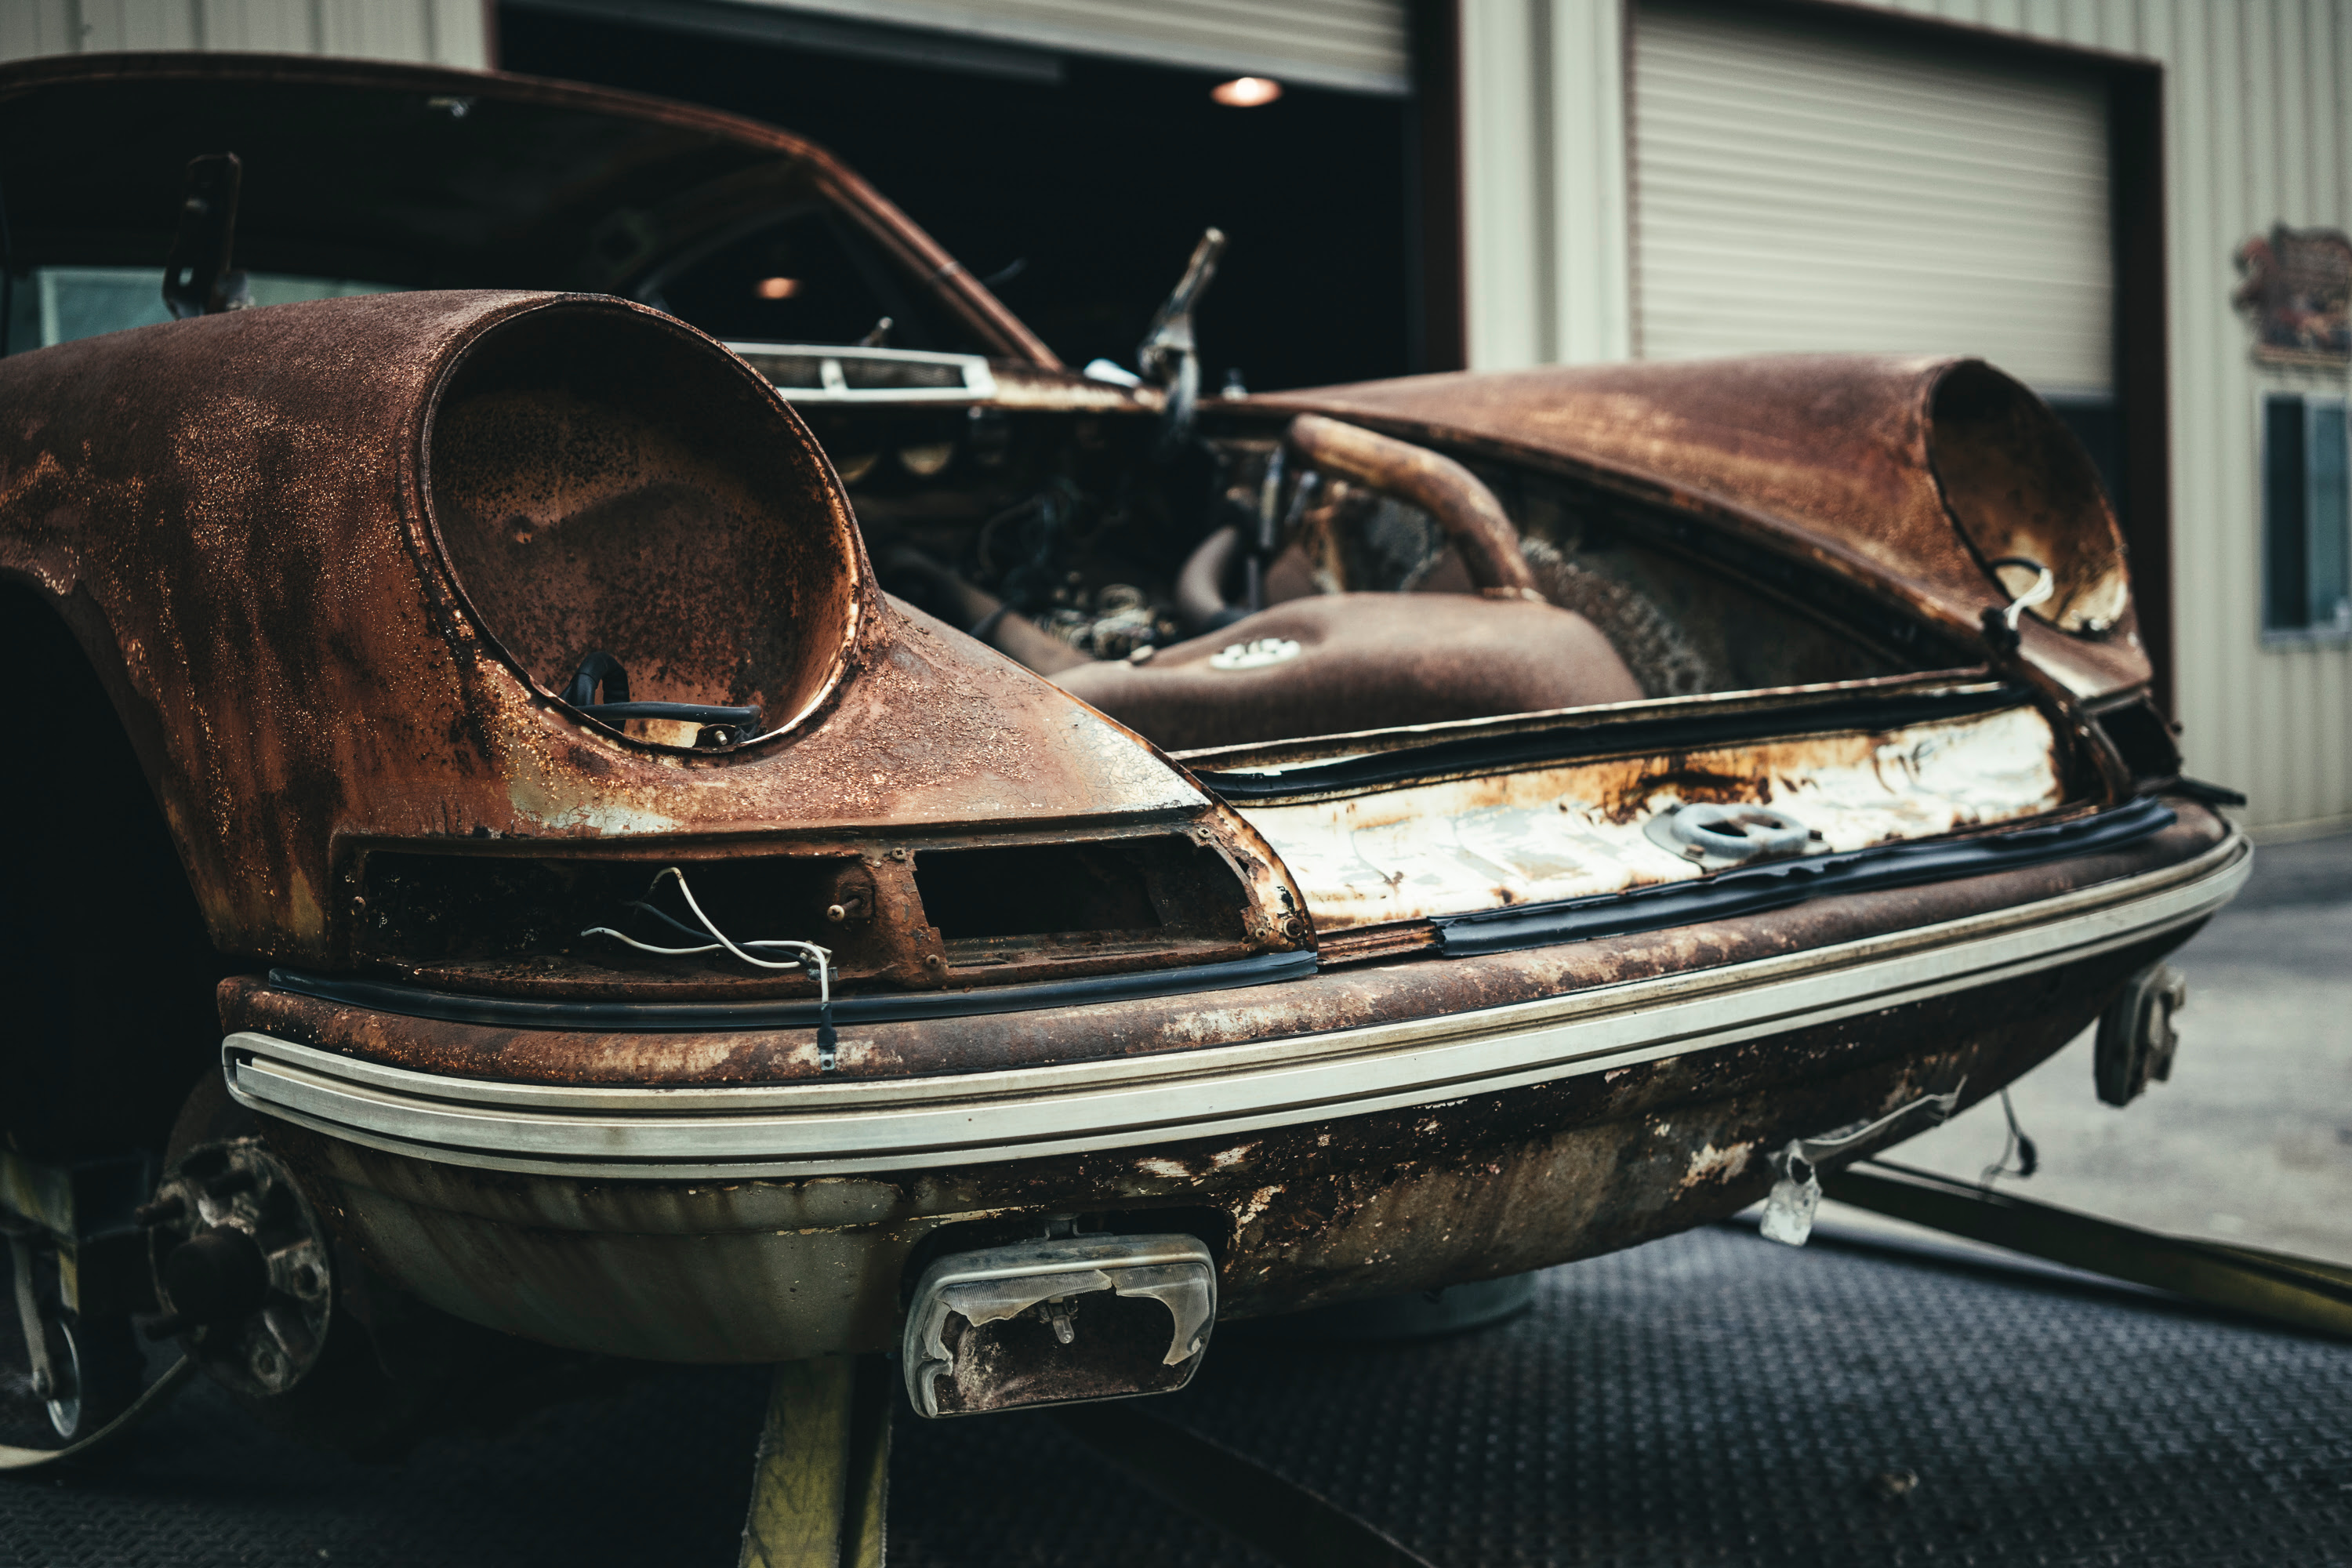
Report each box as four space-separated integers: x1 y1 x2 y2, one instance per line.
754 276 801 299
1211 76 1283 107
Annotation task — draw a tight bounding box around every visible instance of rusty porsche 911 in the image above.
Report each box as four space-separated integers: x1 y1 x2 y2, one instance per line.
2 52 2243 1460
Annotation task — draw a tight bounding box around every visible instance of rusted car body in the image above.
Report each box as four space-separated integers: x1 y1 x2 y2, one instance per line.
1 54 2241 1439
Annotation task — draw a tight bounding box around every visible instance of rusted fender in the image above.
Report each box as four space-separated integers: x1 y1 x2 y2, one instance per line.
1241 355 2147 701
1284 414 1541 597
0 292 1245 967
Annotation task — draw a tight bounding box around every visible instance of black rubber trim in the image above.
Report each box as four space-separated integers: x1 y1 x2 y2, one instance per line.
2170 776 2249 808
1192 688 2029 802
262 950 1320 1035
1431 797 2178 958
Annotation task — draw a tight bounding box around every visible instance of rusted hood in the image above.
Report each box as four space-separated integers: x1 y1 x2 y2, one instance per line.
0 292 1199 963
1244 355 2150 699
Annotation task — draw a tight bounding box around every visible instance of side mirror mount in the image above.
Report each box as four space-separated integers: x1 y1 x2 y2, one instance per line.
162 154 247 320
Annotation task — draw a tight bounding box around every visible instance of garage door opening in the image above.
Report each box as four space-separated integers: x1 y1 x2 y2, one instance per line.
499 7 1418 392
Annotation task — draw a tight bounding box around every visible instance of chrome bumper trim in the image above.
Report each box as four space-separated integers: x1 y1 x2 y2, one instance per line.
224 833 2249 1180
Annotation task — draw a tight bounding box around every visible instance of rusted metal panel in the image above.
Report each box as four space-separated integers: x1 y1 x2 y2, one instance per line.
249 925 2186 1361
0 292 1295 974
1241 701 2067 928
1233 354 2153 703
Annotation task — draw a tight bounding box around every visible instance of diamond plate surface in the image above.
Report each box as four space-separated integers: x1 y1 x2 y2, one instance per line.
9 1225 2350 1566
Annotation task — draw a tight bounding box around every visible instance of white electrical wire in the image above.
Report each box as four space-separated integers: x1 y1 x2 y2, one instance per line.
582 866 831 1005
2001 564 2056 631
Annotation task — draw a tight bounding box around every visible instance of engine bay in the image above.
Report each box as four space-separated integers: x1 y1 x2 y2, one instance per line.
764 348 1947 760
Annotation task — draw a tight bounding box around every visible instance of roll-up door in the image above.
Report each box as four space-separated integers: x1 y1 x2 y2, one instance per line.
739 0 1410 93
1630 2 2112 395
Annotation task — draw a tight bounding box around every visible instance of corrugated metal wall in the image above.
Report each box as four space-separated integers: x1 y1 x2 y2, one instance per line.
1630 5 2113 394
1465 0 2352 833
1461 0 1629 368
719 0 1410 93
0 0 489 67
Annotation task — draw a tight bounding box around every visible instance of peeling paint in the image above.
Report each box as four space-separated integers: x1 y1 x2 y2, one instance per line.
1685 1142 1753 1185
1241 703 2066 929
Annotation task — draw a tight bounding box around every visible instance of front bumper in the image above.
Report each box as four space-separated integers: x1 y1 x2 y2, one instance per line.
224 804 2245 1361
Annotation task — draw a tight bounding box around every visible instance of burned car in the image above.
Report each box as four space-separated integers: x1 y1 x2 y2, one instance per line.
2 53 2243 1458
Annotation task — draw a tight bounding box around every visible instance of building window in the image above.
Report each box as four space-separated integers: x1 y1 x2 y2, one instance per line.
2263 394 2352 636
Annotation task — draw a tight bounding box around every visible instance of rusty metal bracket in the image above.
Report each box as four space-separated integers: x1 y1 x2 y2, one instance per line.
2093 961 2187 1105
739 1356 891 1568
1821 1160 2352 1340
1760 1081 1965 1246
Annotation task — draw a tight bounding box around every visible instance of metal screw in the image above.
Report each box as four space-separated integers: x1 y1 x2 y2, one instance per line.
349 895 366 915
825 903 848 923
888 848 909 862
923 954 944 971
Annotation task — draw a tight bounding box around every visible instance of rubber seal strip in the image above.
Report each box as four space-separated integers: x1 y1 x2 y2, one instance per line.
263 949 1319 1035
1431 797 2178 958
1192 688 2027 802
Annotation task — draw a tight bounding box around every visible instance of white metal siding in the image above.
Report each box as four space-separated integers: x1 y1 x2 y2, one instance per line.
739 0 1410 94
1630 4 2113 394
1460 0 1630 369
1859 0 2352 836
0 0 490 67
1470 0 2352 831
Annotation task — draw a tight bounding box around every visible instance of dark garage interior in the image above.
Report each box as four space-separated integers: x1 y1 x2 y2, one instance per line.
497 5 1420 392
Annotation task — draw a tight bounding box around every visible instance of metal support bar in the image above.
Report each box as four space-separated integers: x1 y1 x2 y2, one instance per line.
5 1230 57 1401
0 1358 194 1473
738 1357 891 1568
1824 1160 2352 1339
1051 1403 1437 1568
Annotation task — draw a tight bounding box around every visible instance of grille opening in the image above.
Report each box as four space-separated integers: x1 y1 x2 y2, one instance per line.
355 852 858 979
914 839 1249 948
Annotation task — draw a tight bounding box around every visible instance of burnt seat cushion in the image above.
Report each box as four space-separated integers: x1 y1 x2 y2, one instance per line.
1050 593 1642 753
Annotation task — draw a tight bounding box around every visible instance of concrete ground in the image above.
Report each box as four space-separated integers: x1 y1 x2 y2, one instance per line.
1887 825 2352 1266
